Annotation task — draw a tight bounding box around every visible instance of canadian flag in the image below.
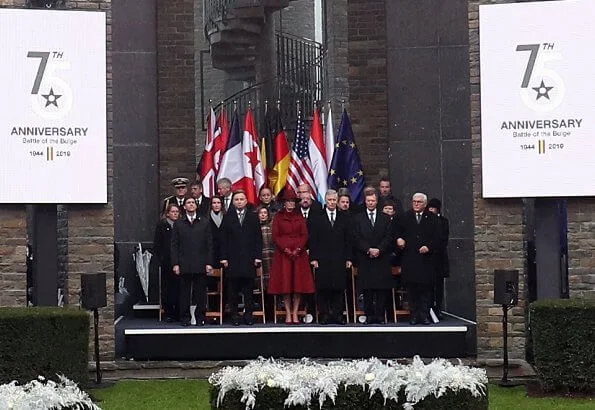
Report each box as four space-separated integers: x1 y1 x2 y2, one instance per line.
241 108 265 204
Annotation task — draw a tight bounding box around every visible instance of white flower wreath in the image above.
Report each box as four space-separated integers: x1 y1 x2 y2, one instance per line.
209 356 488 410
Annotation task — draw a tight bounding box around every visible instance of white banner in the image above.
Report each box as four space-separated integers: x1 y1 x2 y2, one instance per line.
480 0 595 198
0 9 107 203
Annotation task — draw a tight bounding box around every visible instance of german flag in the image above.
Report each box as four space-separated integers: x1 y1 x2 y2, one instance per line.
264 106 290 195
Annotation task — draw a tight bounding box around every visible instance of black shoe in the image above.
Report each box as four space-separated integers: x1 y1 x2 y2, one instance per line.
164 316 174 323
422 318 431 325
336 315 346 325
244 315 254 326
437 312 444 320
365 317 376 325
409 318 418 326
232 317 240 326
319 315 329 325
181 321 190 327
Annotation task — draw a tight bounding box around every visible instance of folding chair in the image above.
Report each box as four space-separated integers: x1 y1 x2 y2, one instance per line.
391 266 410 322
206 268 224 324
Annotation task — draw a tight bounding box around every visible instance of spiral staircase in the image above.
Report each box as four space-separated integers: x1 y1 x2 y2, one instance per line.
203 0 325 128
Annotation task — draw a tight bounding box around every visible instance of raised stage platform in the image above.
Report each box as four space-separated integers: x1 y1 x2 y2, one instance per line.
116 313 475 360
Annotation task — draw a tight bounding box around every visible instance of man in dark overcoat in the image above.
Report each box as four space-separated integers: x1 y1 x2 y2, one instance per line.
153 203 180 322
171 197 213 326
220 190 263 326
427 198 450 320
352 191 394 324
190 180 211 216
395 193 440 325
309 189 352 324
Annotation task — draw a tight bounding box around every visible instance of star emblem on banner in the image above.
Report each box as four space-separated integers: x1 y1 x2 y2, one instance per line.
532 80 553 100
330 169 336 176
42 87 62 108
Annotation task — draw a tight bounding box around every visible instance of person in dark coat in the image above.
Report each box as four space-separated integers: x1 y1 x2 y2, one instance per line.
427 198 450 320
309 189 352 324
377 177 404 216
161 177 189 216
258 186 281 215
352 191 394 324
153 204 180 322
220 190 263 326
268 190 315 324
395 193 440 325
171 197 213 326
190 180 211 216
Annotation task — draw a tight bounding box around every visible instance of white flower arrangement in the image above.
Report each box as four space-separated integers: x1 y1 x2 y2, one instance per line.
0 375 100 410
209 356 488 409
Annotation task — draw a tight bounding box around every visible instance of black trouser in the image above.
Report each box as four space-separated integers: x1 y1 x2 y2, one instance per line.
363 289 389 323
407 283 433 321
161 265 179 320
227 277 254 318
179 274 206 323
317 289 344 321
433 276 445 312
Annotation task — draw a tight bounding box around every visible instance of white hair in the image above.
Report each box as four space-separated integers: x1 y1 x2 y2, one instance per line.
412 192 427 204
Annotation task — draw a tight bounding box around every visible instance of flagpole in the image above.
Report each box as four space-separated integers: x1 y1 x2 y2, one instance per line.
341 99 346 112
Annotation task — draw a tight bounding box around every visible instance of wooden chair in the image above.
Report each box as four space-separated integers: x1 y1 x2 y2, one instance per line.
249 267 266 324
391 266 410 322
206 268 224 324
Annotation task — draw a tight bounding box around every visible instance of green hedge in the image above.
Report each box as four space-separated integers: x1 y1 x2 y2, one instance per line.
530 298 595 393
0 307 89 386
210 385 488 409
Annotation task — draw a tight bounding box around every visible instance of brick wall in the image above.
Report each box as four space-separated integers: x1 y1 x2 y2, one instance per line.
470 0 526 359
567 200 595 299
346 0 388 185
323 0 348 125
157 0 197 199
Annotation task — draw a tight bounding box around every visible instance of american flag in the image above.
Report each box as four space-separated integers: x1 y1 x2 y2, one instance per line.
287 110 316 196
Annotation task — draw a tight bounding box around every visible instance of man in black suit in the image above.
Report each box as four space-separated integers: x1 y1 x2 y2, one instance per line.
162 177 189 216
217 178 233 212
427 198 450 320
153 204 181 322
395 193 440 325
190 180 211 216
309 189 352 324
220 190 263 326
377 177 403 216
171 197 213 326
352 191 394 324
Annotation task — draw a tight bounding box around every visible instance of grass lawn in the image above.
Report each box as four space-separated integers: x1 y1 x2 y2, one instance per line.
90 380 594 410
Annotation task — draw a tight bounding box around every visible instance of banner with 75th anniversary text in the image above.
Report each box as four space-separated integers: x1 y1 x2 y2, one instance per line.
480 0 595 198
0 9 106 203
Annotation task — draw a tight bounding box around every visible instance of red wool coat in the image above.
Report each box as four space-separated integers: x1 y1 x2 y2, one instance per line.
267 209 315 295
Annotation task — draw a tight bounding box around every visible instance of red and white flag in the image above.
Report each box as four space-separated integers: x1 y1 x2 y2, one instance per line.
241 109 265 204
198 108 229 197
287 110 316 197
218 111 244 192
308 107 327 202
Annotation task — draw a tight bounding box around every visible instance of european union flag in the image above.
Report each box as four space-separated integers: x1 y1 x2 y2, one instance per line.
327 109 366 204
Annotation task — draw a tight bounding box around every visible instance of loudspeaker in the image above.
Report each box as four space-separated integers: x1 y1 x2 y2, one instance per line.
494 269 519 306
81 273 107 309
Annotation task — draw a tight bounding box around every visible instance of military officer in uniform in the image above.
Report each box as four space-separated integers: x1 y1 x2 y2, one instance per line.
162 177 189 216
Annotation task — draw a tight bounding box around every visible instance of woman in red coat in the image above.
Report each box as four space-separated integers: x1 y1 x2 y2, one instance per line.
268 191 315 324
